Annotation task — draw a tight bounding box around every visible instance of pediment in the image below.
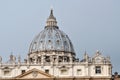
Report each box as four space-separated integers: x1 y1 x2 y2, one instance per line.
15 68 54 79
94 54 104 59
92 51 105 63
94 56 103 62
93 54 104 63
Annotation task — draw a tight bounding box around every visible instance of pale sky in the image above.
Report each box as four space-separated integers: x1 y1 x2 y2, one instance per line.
0 0 120 74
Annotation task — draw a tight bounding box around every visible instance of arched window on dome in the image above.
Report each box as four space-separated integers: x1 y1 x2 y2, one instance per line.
32 42 37 51
38 40 43 50
56 40 60 50
64 41 68 51
55 33 60 38
48 40 52 49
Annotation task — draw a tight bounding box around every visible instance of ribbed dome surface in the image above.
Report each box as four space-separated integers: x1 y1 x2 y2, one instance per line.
29 27 75 54
29 9 75 54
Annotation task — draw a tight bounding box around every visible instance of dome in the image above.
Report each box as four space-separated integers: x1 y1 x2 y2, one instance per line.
29 9 75 55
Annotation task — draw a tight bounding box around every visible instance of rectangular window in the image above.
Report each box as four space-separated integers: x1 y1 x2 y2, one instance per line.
61 69 68 75
77 69 82 75
21 70 26 74
4 71 11 76
45 69 49 74
109 67 111 75
95 66 101 74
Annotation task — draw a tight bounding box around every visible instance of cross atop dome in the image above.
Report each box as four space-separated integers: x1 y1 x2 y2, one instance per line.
46 9 58 28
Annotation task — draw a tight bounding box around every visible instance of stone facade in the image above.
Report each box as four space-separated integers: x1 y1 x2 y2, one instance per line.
0 9 112 80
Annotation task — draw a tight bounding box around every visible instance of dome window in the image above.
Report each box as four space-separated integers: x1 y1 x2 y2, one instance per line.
64 41 67 46
48 40 52 44
40 41 43 43
56 40 60 45
56 33 59 38
57 40 60 44
48 40 51 42
57 40 59 42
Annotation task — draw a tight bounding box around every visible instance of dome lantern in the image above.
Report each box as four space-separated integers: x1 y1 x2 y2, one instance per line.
46 9 58 28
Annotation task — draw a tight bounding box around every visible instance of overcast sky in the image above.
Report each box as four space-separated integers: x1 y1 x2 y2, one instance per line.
0 0 120 74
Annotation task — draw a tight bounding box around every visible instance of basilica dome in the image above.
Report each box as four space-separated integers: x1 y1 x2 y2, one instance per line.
29 10 75 55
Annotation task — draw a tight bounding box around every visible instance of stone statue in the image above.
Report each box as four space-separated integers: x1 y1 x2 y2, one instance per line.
0 56 2 63
13 56 16 62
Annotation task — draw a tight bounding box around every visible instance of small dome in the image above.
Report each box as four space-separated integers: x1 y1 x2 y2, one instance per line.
29 10 75 55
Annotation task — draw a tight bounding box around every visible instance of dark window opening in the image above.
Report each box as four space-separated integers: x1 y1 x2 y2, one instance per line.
21 70 26 74
45 69 49 74
45 56 50 62
95 66 101 74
